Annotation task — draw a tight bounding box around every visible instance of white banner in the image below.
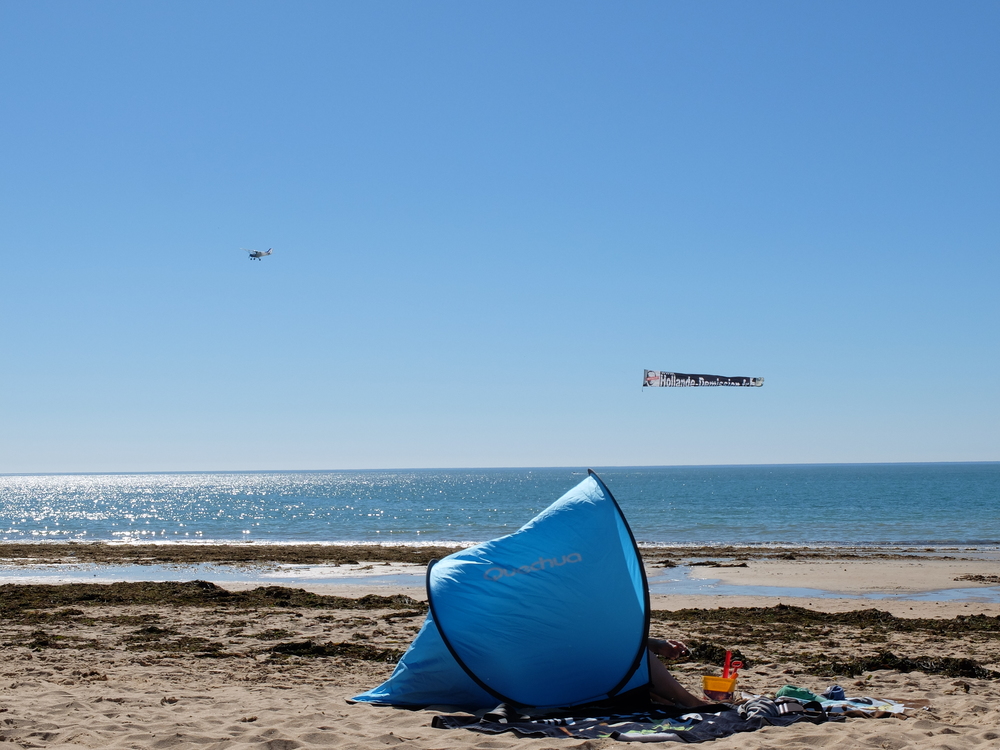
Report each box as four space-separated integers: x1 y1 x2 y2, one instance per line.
643 370 763 387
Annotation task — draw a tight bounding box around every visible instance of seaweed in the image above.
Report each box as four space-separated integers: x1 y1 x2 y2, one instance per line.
1 543 964 569
0 582 428 614
124 625 178 644
17 630 99 651
651 604 1000 635
681 641 752 669
101 614 163 626
27 630 70 649
252 628 296 640
0 542 459 567
268 640 403 662
16 608 95 626
381 609 426 622
125 635 229 655
801 650 1000 680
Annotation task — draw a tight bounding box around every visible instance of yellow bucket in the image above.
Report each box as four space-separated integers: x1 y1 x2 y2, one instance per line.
702 675 738 702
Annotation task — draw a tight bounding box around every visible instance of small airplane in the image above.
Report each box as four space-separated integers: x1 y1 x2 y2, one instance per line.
242 247 273 260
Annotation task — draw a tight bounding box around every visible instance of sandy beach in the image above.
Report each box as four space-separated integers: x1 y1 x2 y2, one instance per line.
1 546 999 749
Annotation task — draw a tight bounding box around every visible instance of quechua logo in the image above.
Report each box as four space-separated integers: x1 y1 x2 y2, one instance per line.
483 553 582 581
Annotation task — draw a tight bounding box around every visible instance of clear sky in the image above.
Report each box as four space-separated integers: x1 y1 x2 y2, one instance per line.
2 1 998 473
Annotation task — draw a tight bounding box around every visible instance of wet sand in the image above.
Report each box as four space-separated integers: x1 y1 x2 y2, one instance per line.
684 558 1000 597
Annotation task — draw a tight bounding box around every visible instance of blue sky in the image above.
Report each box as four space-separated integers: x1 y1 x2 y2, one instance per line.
2 1 997 472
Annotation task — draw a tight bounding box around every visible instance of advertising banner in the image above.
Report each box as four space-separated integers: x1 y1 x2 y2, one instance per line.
643 370 763 387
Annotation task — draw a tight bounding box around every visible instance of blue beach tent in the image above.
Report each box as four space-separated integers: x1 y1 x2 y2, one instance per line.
351 470 651 710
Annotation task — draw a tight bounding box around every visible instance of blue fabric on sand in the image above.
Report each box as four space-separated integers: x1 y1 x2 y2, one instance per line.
348 610 496 708
822 685 846 701
351 471 650 709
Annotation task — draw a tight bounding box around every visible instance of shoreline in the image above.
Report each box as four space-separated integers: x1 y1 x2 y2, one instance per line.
3 542 999 604
3 540 999 564
0 555 1000 610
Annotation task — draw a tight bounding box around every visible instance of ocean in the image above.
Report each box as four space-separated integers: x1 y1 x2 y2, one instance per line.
2 463 999 548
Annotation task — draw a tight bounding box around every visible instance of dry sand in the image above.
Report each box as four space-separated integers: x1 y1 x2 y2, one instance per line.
1 555 999 749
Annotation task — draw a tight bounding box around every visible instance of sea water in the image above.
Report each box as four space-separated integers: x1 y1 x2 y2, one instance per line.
2 463 998 548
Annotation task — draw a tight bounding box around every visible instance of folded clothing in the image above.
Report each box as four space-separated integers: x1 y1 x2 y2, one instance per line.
775 685 823 702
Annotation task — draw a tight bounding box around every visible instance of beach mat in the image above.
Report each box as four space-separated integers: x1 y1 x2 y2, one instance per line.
433 702 840 743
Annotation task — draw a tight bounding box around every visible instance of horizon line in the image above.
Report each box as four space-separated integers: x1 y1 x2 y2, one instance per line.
2 459 999 478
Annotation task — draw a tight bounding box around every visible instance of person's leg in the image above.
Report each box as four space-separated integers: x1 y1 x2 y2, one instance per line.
648 650 707 708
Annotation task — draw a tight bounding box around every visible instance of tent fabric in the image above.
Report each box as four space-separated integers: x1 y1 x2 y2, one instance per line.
350 610 498 708
351 470 650 710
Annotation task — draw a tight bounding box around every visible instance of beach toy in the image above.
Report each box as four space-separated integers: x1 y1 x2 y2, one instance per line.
721 649 743 679
702 674 738 702
703 650 741 701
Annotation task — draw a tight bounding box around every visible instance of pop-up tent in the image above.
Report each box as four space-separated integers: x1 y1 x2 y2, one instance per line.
351 470 651 710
